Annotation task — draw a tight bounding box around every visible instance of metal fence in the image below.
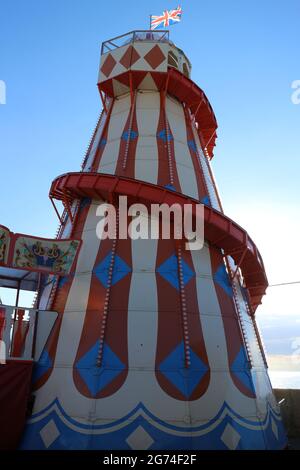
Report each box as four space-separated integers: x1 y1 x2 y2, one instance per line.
0 305 57 362
101 30 169 55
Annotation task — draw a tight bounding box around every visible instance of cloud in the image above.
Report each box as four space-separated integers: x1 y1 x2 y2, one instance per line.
267 354 300 371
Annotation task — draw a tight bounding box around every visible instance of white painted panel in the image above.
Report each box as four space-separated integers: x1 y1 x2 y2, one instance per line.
166 96 187 142
54 202 101 363
34 310 58 361
136 92 160 110
190 246 254 416
166 96 199 199
81 200 104 234
97 95 131 173
105 111 129 142
172 141 194 167
131 43 168 73
94 371 188 423
138 73 158 91
189 372 258 422
253 370 278 416
191 245 229 366
127 237 158 368
135 92 159 184
176 163 199 199
113 94 131 113
98 45 128 82
97 142 121 175
191 246 265 418
35 367 94 421
112 79 130 96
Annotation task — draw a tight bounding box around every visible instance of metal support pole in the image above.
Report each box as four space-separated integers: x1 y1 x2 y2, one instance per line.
50 197 63 224
99 90 107 114
11 281 21 357
31 272 42 360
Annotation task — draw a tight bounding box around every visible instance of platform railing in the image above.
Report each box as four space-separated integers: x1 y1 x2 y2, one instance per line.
0 305 58 362
101 30 169 54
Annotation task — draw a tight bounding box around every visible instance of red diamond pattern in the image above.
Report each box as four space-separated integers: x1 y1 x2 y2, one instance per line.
144 45 166 70
119 46 140 69
101 54 116 78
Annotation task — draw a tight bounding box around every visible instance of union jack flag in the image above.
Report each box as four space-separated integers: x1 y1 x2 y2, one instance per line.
150 6 182 30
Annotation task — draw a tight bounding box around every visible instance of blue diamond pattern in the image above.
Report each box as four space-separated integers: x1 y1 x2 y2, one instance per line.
33 350 52 382
159 342 208 398
121 130 138 141
76 341 125 397
201 195 211 206
80 197 91 210
157 254 195 290
157 129 173 142
165 184 176 192
58 274 72 289
231 346 254 394
214 264 233 297
94 253 131 288
188 140 197 152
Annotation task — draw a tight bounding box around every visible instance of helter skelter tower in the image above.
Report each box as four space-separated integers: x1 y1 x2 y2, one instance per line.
20 30 287 450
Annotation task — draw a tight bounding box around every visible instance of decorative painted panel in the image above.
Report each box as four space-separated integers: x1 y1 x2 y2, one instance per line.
12 236 80 275
0 225 10 264
98 42 168 84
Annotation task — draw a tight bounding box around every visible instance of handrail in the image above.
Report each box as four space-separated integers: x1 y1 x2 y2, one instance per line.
101 30 170 55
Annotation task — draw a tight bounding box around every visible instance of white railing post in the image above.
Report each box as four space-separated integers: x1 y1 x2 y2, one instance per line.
2 306 14 359
22 309 37 360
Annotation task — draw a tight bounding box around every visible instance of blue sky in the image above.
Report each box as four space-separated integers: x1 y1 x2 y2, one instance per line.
0 1 299 364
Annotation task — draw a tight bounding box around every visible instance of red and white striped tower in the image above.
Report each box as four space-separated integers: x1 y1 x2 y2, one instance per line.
21 31 287 450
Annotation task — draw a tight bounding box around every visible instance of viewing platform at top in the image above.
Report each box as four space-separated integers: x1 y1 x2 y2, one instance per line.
100 30 192 78
98 30 218 158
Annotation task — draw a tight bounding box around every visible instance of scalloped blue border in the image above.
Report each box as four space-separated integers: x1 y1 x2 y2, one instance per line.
20 399 287 450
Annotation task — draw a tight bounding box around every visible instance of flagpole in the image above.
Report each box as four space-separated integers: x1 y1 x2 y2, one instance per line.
149 14 151 30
